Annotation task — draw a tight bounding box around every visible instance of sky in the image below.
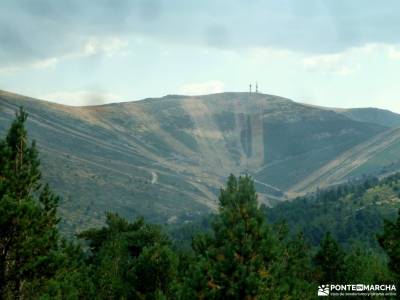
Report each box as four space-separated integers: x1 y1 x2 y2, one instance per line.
1 0 400 112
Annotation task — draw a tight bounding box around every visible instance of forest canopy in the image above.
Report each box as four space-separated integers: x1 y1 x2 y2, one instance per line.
0 108 399 299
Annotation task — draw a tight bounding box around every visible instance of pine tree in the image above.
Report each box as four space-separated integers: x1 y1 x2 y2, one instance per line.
0 107 61 299
269 231 314 299
343 246 392 284
79 213 178 299
184 174 276 299
38 240 96 300
314 232 345 284
377 209 400 282
132 243 178 299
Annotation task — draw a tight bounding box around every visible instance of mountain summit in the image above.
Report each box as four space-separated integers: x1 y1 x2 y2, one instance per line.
2 90 400 232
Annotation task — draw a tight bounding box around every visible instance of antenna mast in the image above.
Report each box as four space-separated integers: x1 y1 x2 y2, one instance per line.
249 84 252 93
256 82 258 93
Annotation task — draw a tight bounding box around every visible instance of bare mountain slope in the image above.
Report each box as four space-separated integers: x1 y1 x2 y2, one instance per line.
1 90 397 233
289 127 400 194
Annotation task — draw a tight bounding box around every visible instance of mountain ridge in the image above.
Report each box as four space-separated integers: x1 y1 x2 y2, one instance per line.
2 89 400 233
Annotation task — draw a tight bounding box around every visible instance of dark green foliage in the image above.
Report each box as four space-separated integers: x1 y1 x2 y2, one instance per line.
342 246 392 284
78 213 178 299
314 232 346 283
0 107 41 199
0 108 61 299
182 175 277 299
38 241 96 300
269 231 314 299
168 214 213 250
171 174 400 298
132 243 178 299
1 107 398 299
266 175 400 248
313 233 395 288
378 209 400 281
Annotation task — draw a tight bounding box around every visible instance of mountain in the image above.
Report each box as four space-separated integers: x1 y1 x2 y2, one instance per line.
1 90 400 233
170 173 400 249
340 107 400 128
301 103 400 128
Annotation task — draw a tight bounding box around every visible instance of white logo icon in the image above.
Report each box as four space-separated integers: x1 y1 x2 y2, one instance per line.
318 285 330 296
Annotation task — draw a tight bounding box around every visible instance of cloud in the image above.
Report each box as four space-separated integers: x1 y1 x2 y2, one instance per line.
82 37 129 57
301 43 400 76
0 35 129 74
2 0 400 72
388 46 400 60
39 90 121 106
302 52 352 76
0 56 59 75
178 80 225 95
0 0 160 68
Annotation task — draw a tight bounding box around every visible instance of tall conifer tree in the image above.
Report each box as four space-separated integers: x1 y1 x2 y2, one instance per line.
314 232 346 284
0 107 60 299
378 209 400 282
184 174 276 299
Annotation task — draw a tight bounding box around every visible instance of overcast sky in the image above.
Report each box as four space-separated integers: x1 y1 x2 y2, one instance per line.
1 0 400 112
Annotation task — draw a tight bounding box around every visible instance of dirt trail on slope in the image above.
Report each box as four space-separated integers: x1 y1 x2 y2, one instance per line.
151 171 158 184
42 146 214 209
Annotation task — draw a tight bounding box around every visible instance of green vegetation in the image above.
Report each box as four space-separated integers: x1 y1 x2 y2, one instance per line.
1 108 399 299
0 108 61 298
266 175 400 248
180 175 277 299
4 90 400 235
378 210 400 282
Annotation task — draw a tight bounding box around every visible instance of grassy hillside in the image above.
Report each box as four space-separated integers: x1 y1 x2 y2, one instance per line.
341 107 400 128
289 127 400 194
2 90 400 234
